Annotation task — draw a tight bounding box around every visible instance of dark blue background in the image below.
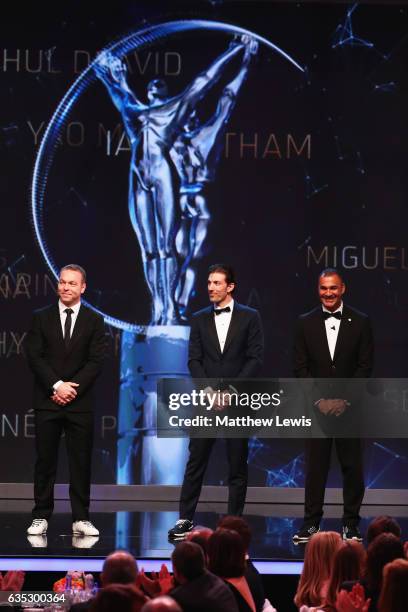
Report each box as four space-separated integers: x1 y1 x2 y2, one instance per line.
1 1 407 487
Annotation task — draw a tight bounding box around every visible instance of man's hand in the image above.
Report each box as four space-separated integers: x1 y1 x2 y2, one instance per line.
210 394 225 412
55 382 79 402
330 399 348 417
137 564 174 596
157 564 174 594
203 387 230 411
137 569 161 597
213 391 231 411
203 387 221 411
316 399 332 415
51 393 69 406
316 399 348 416
212 391 230 411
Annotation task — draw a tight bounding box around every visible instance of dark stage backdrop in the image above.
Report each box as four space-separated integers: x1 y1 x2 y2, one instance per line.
1 1 407 488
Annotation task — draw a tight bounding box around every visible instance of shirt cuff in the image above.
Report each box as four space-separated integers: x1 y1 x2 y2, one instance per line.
53 380 63 391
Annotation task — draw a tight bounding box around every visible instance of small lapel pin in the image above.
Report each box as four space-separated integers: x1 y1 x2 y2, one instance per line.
348 318 352 322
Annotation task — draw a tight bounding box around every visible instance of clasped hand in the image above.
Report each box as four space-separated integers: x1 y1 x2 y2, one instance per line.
317 398 347 417
204 387 231 411
52 382 79 406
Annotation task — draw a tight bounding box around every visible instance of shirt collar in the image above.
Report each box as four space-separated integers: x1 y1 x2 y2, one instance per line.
214 298 234 313
322 301 343 315
59 300 81 316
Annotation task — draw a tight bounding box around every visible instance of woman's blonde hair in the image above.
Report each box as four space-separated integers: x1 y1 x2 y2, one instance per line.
294 531 341 608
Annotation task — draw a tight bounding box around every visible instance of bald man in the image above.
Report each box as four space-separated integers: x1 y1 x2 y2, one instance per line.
70 550 145 611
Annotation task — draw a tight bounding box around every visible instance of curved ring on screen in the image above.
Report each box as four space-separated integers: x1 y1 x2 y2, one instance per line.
31 19 304 332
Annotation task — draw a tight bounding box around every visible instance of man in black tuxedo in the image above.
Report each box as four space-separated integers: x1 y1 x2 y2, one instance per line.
170 541 238 611
293 268 374 543
26 264 105 537
169 264 264 539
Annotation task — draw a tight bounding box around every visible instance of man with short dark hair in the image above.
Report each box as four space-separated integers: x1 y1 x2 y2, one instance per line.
293 268 374 543
367 516 401 545
185 527 213 563
169 264 264 538
170 541 238 612
26 264 105 537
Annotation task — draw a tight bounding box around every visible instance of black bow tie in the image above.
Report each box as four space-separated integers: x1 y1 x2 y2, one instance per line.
214 306 231 315
323 311 342 320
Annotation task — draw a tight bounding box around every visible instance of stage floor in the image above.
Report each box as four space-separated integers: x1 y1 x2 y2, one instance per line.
1 500 407 573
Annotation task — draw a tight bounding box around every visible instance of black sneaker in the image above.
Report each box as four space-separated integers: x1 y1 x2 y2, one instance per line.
342 525 363 541
168 519 194 539
292 524 320 543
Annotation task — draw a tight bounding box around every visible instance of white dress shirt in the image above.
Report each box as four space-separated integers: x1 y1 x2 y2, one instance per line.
322 302 343 361
54 301 81 390
58 300 81 339
214 299 234 353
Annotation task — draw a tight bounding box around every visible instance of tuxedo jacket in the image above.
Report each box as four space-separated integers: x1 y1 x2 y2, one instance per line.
293 304 374 424
26 303 106 412
188 302 264 381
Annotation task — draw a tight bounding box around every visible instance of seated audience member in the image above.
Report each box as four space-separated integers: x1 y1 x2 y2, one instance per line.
366 516 401 545
101 550 140 584
170 540 238 612
208 527 259 612
342 532 404 611
218 516 275 612
301 580 371 612
141 595 182 611
0 571 25 591
185 527 213 564
321 540 366 611
71 551 146 611
377 558 408 612
90 583 146 612
138 529 214 598
294 532 341 609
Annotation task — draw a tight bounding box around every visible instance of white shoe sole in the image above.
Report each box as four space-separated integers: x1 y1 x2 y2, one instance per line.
27 526 47 535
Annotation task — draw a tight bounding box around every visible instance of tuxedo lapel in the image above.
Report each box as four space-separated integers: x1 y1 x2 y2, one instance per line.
223 303 242 355
333 305 353 362
205 307 221 354
312 309 333 364
50 304 65 347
